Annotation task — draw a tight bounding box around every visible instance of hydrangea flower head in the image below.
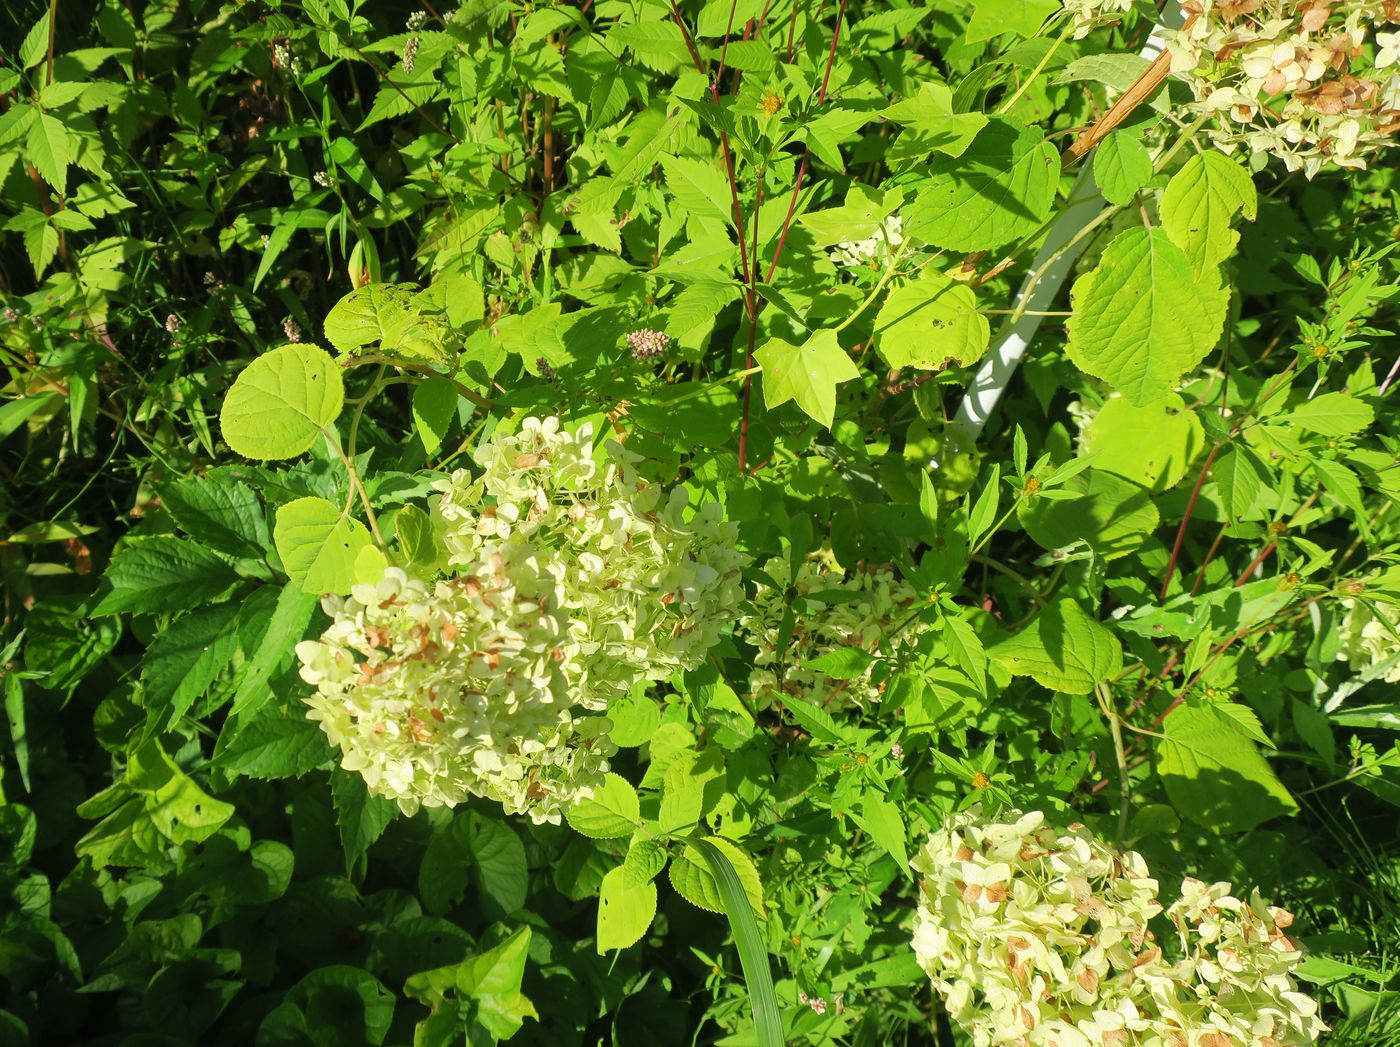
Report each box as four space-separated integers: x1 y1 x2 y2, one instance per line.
1166 0 1400 176
297 417 745 822
738 551 922 706
912 807 1325 1046
1336 597 1400 681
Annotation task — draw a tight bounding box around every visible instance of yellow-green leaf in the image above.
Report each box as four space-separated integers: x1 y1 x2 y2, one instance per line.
873 274 989 370
988 598 1122 695
755 330 860 429
220 344 344 460
273 497 373 595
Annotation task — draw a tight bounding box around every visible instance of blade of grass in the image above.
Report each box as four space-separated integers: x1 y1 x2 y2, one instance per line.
690 838 783 1047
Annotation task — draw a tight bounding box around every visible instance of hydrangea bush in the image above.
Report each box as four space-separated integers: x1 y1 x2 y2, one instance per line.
9 0 1400 1043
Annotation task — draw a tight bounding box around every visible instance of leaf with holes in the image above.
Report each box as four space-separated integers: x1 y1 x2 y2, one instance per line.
220 344 344 460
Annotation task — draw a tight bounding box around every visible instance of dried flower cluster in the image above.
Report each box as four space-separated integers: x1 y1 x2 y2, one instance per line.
912 808 1326 1046
1167 0 1400 176
829 215 904 270
1336 597 1400 681
738 551 920 706
297 417 746 822
626 328 671 361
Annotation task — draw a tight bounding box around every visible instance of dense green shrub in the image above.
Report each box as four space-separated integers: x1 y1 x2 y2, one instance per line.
3 0 1400 1043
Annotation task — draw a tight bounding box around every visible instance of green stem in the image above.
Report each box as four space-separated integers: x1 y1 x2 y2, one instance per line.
833 237 913 334
996 22 1073 116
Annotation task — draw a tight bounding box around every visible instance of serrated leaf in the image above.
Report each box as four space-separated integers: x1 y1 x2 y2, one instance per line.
1160 152 1257 279
797 184 902 247
1214 444 1269 523
621 838 668 888
1093 131 1153 207
158 475 270 558
1019 469 1159 560
412 376 458 454
659 154 733 226
566 772 640 839
323 283 415 355
805 646 874 680
755 329 860 429
965 0 1059 42
853 793 907 870
597 866 657 952
92 537 238 616
903 118 1057 252
873 274 989 370
27 113 69 195
1065 228 1227 405
217 714 331 779
1158 703 1297 834
669 836 764 918
331 768 397 875
988 598 1123 695
274 497 374 595
220 344 345 460
1285 391 1374 437
140 604 241 726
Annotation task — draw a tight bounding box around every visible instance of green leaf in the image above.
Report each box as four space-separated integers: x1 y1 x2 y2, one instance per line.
331 768 397 875
566 772 641 839
92 537 238 616
621 837 668 888
659 154 733 226
468 815 528 916
596 866 658 953
805 647 874 680
755 330 861 429
394 503 441 571
853 793 908 870
1158 702 1297 834
670 836 765 918
1284 391 1374 437
683 838 782 1047
158 475 270 558
20 12 50 69
274 496 374 595
140 604 241 726
873 275 989 371
226 582 318 723
797 184 902 247
1160 152 1257 279
323 283 415 355
220 344 345 460
988 598 1123 695
1081 395 1205 493
1093 131 1153 207
1019 470 1159 560
903 118 1057 252
881 83 987 160
965 0 1059 42
216 714 331 779
1065 228 1227 405
1214 444 1269 523
26 113 69 195
412 376 458 454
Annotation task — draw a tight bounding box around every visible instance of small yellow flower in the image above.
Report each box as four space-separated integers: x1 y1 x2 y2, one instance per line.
971 771 991 789
761 92 784 116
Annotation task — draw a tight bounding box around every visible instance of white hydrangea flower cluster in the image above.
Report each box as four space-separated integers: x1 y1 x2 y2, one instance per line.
738 551 921 706
1336 597 1400 681
1166 0 1400 177
296 417 746 823
912 808 1326 1047
1063 0 1135 40
829 216 904 270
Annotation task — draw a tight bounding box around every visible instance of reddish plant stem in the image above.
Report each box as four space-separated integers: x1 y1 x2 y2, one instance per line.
1234 540 1276 587
1159 442 1222 602
667 0 754 294
739 0 847 470
1189 524 1228 596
